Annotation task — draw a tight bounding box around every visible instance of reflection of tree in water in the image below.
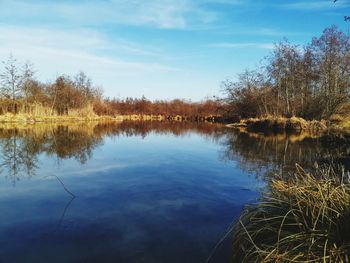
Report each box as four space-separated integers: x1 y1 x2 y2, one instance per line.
1 122 348 184
220 129 350 180
0 124 104 183
93 120 225 139
0 121 226 183
0 129 38 185
44 125 103 164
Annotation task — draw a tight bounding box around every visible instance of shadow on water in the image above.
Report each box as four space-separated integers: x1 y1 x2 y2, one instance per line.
0 121 349 262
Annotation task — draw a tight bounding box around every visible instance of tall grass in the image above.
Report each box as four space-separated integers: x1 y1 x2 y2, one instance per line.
0 103 106 123
233 164 350 262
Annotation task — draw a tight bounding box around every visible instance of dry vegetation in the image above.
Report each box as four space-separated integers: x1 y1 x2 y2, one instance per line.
240 116 328 133
233 164 350 262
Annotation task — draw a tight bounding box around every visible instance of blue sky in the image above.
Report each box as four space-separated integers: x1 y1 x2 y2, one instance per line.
0 0 349 100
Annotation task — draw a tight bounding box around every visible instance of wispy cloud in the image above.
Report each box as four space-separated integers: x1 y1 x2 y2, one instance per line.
209 42 274 49
0 0 242 30
0 25 177 88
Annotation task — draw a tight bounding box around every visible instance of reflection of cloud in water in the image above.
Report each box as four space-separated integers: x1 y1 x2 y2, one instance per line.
72 163 130 175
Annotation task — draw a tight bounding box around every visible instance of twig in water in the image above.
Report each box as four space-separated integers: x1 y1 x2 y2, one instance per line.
54 195 75 233
45 174 77 233
45 174 76 197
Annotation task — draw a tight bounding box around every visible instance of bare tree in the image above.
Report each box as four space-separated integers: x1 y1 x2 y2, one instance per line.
21 61 35 106
223 26 350 120
0 55 34 113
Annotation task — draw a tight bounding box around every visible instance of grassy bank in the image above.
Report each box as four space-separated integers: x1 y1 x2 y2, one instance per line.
0 112 117 123
233 164 350 262
0 112 221 123
226 116 349 136
229 117 328 133
227 116 350 135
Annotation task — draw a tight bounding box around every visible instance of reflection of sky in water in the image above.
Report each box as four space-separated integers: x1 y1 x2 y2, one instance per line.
0 130 260 263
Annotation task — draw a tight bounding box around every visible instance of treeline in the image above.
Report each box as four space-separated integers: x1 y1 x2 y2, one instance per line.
0 56 222 118
222 26 350 120
93 97 222 117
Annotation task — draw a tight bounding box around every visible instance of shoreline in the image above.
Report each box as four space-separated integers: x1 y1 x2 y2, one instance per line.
0 113 221 124
226 116 350 135
0 114 116 123
2 113 350 137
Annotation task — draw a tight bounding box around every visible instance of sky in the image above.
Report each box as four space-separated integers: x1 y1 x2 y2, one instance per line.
0 0 349 101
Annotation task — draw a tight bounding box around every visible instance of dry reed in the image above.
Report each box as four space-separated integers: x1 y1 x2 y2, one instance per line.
233 164 350 262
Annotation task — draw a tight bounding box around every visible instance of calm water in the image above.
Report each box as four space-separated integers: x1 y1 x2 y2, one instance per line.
0 122 348 263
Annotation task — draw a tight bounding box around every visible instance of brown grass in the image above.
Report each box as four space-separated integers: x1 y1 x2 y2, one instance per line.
237 116 328 133
233 164 350 262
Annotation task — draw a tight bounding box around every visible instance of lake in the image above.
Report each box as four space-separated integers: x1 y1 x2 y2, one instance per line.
0 121 348 263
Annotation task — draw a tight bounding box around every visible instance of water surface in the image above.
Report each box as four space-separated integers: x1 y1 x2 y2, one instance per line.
0 122 347 263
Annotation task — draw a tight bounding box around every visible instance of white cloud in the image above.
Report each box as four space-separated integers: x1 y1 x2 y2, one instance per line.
0 25 174 70
0 0 234 29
